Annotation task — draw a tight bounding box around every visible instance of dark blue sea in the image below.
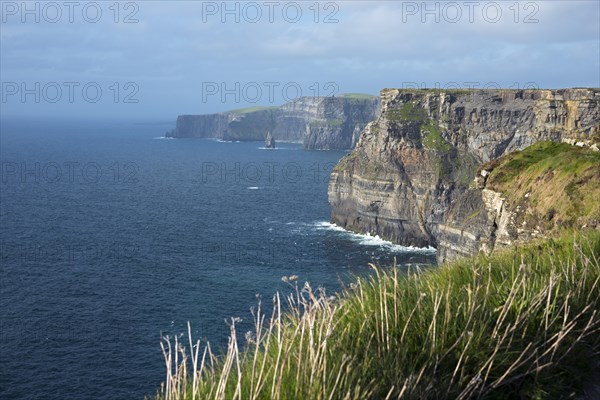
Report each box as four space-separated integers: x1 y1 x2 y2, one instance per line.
0 117 436 399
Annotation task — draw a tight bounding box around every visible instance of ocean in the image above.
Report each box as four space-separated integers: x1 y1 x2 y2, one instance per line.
0 117 436 399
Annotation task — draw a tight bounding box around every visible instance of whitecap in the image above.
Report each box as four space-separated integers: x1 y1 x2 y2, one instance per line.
313 221 347 232
312 221 436 253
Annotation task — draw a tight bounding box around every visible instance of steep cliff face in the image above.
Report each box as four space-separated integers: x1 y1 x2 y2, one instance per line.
328 88 600 258
303 97 380 149
167 96 379 150
223 109 280 141
171 113 233 139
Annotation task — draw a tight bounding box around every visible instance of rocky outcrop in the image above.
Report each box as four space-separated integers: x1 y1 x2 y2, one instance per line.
167 96 379 150
265 131 275 149
328 88 600 260
436 181 523 262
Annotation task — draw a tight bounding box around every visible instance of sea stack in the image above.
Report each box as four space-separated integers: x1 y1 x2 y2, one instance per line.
265 131 276 148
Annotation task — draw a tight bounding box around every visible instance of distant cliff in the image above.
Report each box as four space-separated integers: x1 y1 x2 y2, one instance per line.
328 88 600 261
167 95 379 150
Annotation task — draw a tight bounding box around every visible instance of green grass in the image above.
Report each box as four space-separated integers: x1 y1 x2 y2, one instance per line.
486 142 595 185
153 231 600 400
465 209 482 221
386 102 428 122
389 88 483 96
421 121 452 152
228 106 279 115
339 93 377 100
485 141 600 228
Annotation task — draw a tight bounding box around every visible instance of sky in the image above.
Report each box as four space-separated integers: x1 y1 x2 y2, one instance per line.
1 0 599 120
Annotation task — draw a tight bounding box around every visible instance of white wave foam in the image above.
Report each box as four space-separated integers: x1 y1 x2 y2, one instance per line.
313 221 436 253
154 136 174 139
247 187 260 190
313 221 347 232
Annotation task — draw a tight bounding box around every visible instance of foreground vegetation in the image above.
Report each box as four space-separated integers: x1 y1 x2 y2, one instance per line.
154 231 600 399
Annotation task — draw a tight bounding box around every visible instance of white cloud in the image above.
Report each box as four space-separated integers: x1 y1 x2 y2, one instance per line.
1 0 598 118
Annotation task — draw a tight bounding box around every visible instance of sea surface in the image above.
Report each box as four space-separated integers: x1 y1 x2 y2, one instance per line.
0 117 436 399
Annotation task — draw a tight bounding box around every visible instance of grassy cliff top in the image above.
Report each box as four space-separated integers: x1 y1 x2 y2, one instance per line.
381 87 600 92
379 87 600 99
484 141 600 228
339 93 378 99
155 230 600 400
228 106 279 114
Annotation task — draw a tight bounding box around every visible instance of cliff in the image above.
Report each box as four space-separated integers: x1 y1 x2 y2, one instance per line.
328 88 600 260
438 142 600 261
167 95 379 150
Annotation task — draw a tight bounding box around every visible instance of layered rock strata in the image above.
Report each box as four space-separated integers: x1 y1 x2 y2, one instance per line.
328 88 600 260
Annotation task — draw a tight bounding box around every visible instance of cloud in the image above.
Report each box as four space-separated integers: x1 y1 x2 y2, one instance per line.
1 0 598 118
